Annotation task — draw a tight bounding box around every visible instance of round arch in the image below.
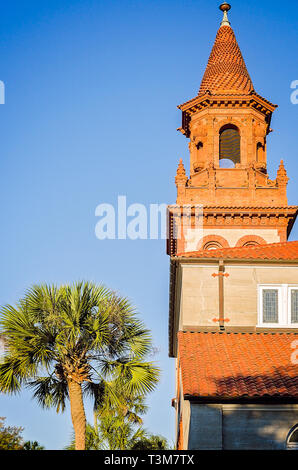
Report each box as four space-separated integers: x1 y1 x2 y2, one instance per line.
197 235 230 251
213 117 243 135
235 235 267 248
287 425 298 450
219 124 241 168
213 118 244 168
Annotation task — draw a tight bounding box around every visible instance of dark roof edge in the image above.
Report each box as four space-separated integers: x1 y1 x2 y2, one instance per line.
184 396 298 404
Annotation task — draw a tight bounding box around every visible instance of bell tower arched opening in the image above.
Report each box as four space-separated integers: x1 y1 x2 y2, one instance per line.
219 124 240 168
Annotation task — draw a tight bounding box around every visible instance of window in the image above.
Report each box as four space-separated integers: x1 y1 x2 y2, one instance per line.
258 285 298 328
219 125 240 168
196 141 203 151
290 288 298 324
256 142 264 162
243 241 260 247
203 241 222 251
193 142 204 173
287 425 298 450
262 289 279 324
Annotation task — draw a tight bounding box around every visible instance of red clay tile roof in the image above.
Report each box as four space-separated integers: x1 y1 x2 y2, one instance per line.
178 331 298 399
177 241 298 261
198 25 254 96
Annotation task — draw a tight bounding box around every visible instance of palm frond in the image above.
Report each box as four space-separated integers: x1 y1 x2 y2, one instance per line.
28 376 68 413
0 357 27 393
0 280 160 439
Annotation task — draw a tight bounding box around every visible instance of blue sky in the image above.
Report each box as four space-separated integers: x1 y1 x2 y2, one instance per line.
0 0 297 449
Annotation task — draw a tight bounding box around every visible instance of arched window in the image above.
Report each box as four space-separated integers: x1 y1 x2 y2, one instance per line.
236 235 267 247
194 141 204 173
287 425 298 450
204 241 222 251
256 142 264 162
199 235 229 251
243 241 260 247
257 142 263 162
219 125 240 168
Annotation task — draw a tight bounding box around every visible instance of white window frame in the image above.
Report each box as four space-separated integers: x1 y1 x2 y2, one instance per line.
258 284 298 328
258 285 283 327
288 287 298 327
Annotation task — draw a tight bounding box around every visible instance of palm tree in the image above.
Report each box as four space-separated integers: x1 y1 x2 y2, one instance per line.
130 434 169 450
66 390 149 450
66 395 168 451
0 282 159 450
23 440 45 450
94 394 148 450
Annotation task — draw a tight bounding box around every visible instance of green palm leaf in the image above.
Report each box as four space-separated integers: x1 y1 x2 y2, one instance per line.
0 281 160 450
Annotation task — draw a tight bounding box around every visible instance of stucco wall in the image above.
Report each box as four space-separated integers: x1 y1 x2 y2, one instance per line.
185 403 298 450
180 265 219 327
187 404 222 450
180 264 298 328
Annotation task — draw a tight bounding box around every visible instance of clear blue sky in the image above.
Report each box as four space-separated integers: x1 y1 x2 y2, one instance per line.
0 0 297 449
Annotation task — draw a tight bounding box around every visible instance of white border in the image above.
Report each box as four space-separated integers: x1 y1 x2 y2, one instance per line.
258 284 298 328
288 287 298 326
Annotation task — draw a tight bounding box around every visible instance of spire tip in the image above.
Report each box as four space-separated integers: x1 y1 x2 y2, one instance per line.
219 2 231 12
219 3 231 27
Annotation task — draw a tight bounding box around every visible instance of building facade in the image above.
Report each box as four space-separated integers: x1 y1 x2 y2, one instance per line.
168 3 298 450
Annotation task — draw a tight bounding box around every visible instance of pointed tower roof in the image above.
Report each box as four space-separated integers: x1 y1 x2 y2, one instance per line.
178 4 277 137
198 4 254 96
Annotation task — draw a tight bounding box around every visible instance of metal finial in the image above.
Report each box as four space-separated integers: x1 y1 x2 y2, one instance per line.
219 3 231 27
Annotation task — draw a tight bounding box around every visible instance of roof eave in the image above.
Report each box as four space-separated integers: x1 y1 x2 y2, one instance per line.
178 92 277 113
172 256 298 264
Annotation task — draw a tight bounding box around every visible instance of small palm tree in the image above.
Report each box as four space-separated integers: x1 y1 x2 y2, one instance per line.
66 395 162 450
95 394 148 450
65 423 103 450
23 440 45 450
130 434 169 450
0 282 159 450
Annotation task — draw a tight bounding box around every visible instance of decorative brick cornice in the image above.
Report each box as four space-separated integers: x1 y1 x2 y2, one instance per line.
178 94 277 137
166 205 298 256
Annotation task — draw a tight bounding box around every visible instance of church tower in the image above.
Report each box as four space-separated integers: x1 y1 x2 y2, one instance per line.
168 4 298 451
168 2 297 256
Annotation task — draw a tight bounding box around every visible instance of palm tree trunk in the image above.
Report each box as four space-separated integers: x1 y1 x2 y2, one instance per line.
67 379 86 450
